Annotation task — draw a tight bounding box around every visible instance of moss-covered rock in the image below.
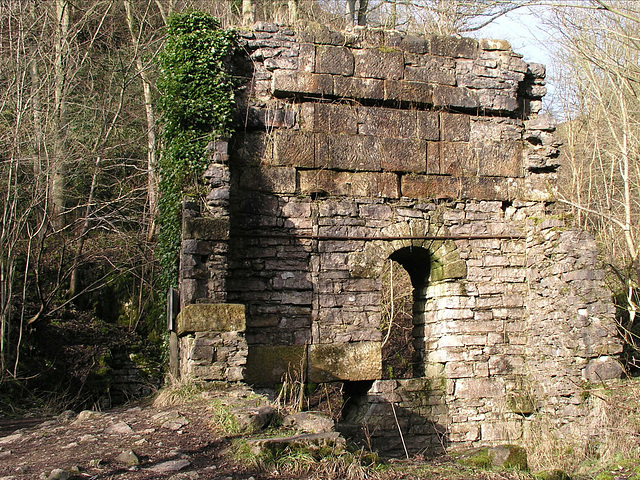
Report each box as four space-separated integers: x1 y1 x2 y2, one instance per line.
176 303 245 335
454 444 528 471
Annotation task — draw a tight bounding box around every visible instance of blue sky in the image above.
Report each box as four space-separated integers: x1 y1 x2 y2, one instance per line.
474 5 557 109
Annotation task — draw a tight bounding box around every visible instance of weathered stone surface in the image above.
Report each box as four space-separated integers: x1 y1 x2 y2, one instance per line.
379 138 426 173
441 142 475 176
583 356 624 382
354 48 404 80
455 445 527 470
384 80 433 104
240 165 297 193
233 405 275 432
272 70 333 97
283 411 335 433
176 304 246 335
178 24 623 458
182 217 229 241
441 113 470 142
245 345 306 385
315 45 354 76
358 107 417 138
304 103 359 134
273 131 315 167
308 341 382 382
432 85 479 109
417 111 440 141
319 134 380 171
405 62 456 86
430 35 478 58
333 76 385 100
299 170 399 198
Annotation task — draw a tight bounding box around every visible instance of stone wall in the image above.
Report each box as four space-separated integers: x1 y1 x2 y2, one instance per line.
173 21 623 452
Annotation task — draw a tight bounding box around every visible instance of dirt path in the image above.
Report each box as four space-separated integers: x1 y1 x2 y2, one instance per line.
0 387 532 480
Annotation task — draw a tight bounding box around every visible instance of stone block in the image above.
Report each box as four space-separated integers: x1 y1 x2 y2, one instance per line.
432 85 479 109
441 113 470 142
583 356 624 382
315 45 354 76
272 71 333 97
358 107 417 138
240 166 297 194
182 217 229 241
264 56 298 71
430 35 478 58
319 134 380 171
311 103 359 134
379 138 426 173
400 35 429 54
455 378 504 398
296 21 345 45
475 140 523 178
405 64 456 86
298 43 315 72
354 48 404 80
176 303 246 335
384 80 433 105
441 142 476 176
231 132 272 167
401 174 462 200
245 345 306 385
479 39 511 51
245 105 297 130
417 111 440 141
273 131 315 167
299 170 399 198
181 239 213 255
308 342 382 382
333 76 385 101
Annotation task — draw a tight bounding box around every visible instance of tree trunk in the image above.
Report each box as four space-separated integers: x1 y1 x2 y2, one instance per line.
51 0 70 230
124 0 159 241
242 0 254 27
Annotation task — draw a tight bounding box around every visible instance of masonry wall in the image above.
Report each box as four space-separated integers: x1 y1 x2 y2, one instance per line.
174 22 623 452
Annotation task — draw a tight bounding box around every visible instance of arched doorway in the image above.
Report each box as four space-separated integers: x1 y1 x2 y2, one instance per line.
381 247 430 379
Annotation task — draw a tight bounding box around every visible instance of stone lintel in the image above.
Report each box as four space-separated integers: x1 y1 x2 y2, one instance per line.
299 170 399 198
308 341 382 383
400 175 518 201
245 345 306 385
176 303 246 335
183 217 229 241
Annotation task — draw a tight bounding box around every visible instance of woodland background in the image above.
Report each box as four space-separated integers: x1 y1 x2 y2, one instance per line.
2 0 640 411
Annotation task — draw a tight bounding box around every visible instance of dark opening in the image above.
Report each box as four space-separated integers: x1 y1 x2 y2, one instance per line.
381 247 431 379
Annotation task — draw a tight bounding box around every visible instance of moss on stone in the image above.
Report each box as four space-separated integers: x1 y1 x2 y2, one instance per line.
176 303 246 335
245 345 306 385
534 470 572 480
507 393 536 415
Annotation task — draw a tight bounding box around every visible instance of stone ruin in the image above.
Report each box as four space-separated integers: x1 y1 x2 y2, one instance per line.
169 22 624 456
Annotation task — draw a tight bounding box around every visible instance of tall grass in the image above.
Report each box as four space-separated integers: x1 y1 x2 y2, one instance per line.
526 379 640 476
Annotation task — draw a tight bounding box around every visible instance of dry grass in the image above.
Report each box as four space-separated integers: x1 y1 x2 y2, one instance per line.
526 379 640 477
151 376 208 408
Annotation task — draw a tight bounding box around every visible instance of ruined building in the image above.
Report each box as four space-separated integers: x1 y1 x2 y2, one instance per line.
169 23 624 455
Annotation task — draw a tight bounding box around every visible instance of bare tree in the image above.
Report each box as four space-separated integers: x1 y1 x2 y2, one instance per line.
550 0 640 363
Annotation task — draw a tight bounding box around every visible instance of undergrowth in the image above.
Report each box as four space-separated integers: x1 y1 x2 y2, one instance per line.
232 439 381 480
526 378 640 479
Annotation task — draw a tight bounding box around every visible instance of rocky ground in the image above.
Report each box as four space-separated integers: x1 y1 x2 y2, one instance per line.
0 384 541 480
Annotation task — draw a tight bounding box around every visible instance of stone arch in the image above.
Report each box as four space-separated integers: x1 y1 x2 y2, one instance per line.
348 219 467 282
349 220 467 378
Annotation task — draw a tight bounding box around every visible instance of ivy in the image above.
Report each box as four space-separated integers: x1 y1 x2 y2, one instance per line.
156 11 236 291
